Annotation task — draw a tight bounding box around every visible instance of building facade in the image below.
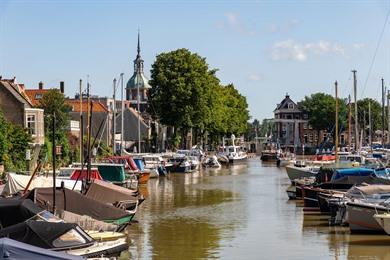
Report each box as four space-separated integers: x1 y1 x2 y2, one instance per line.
0 78 44 145
273 94 308 149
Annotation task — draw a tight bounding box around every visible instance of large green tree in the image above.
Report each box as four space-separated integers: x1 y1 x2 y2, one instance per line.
38 89 71 165
299 92 347 145
149 48 249 148
149 48 218 132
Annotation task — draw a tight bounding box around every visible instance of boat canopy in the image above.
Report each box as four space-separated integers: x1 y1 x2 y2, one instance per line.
85 180 138 206
0 199 42 228
331 175 390 185
331 168 375 181
134 159 145 171
347 185 390 197
0 238 82 260
70 169 103 181
25 187 132 223
1 173 81 197
96 164 126 182
0 220 94 250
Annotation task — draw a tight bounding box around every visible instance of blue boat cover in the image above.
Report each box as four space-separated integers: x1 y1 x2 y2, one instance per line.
134 159 145 171
0 238 83 260
331 168 375 181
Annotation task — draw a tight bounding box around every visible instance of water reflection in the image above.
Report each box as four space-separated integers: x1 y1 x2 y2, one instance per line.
149 218 220 259
128 166 246 259
127 159 390 259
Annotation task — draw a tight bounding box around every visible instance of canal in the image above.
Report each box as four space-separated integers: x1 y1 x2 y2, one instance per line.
125 159 390 259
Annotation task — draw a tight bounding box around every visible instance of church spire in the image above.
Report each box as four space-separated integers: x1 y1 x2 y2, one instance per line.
134 29 144 73
137 29 140 58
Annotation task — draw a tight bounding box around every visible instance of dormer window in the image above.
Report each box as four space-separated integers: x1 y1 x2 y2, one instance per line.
35 94 43 99
288 103 294 109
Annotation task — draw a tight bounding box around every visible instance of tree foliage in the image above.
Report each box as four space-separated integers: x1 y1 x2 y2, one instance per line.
299 92 347 137
0 111 32 171
149 48 249 147
38 90 71 165
149 48 218 130
356 98 382 131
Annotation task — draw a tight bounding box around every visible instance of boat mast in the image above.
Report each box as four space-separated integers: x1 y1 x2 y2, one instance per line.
79 79 83 163
388 89 390 144
369 101 372 149
112 78 117 155
335 81 339 163
382 78 385 147
120 73 124 156
352 70 358 151
137 31 142 154
348 94 351 151
86 82 92 182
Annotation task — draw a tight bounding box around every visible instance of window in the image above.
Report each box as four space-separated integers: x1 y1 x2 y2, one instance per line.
288 103 294 109
35 94 43 99
27 115 36 135
303 123 308 130
309 134 313 142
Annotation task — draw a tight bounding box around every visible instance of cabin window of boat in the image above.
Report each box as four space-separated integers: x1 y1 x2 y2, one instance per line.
26 114 36 135
52 228 87 247
36 211 63 223
229 147 235 152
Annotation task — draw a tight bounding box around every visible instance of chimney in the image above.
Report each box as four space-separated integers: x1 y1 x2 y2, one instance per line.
60 81 64 94
38 81 43 90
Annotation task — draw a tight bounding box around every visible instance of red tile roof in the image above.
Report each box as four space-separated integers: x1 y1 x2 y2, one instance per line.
25 89 54 106
66 99 109 113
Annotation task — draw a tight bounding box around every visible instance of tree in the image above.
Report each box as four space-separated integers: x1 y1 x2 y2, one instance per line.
299 92 347 146
149 48 219 144
259 119 274 138
220 84 249 135
356 98 382 131
150 48 249 149
38 89 71 165
0 111 32 171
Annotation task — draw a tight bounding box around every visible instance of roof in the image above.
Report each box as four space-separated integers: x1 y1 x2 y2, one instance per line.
25 89 54 106
274 94 302 113
0 80 32 107
66 99 109 113
126 71 151 89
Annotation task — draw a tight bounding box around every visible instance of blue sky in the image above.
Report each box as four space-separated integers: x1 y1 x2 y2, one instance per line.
1 0 389 121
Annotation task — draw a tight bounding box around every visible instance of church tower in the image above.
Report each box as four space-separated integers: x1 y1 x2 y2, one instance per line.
126 32 151 112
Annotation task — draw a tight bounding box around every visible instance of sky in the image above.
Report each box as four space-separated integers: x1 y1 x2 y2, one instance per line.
0 0 390 121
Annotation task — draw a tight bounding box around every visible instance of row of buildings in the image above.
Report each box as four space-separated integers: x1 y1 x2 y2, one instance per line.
0 35 165 165
271 94 385 152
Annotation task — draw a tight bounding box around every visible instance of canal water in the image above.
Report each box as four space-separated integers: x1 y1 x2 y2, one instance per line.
124 159 390 260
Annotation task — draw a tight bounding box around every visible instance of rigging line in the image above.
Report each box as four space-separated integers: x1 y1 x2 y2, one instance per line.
360 6 390 98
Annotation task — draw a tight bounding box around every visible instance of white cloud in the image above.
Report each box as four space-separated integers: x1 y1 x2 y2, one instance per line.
352 43 365 50
270 39 345 61
219 12 256 36
248 73 262 81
